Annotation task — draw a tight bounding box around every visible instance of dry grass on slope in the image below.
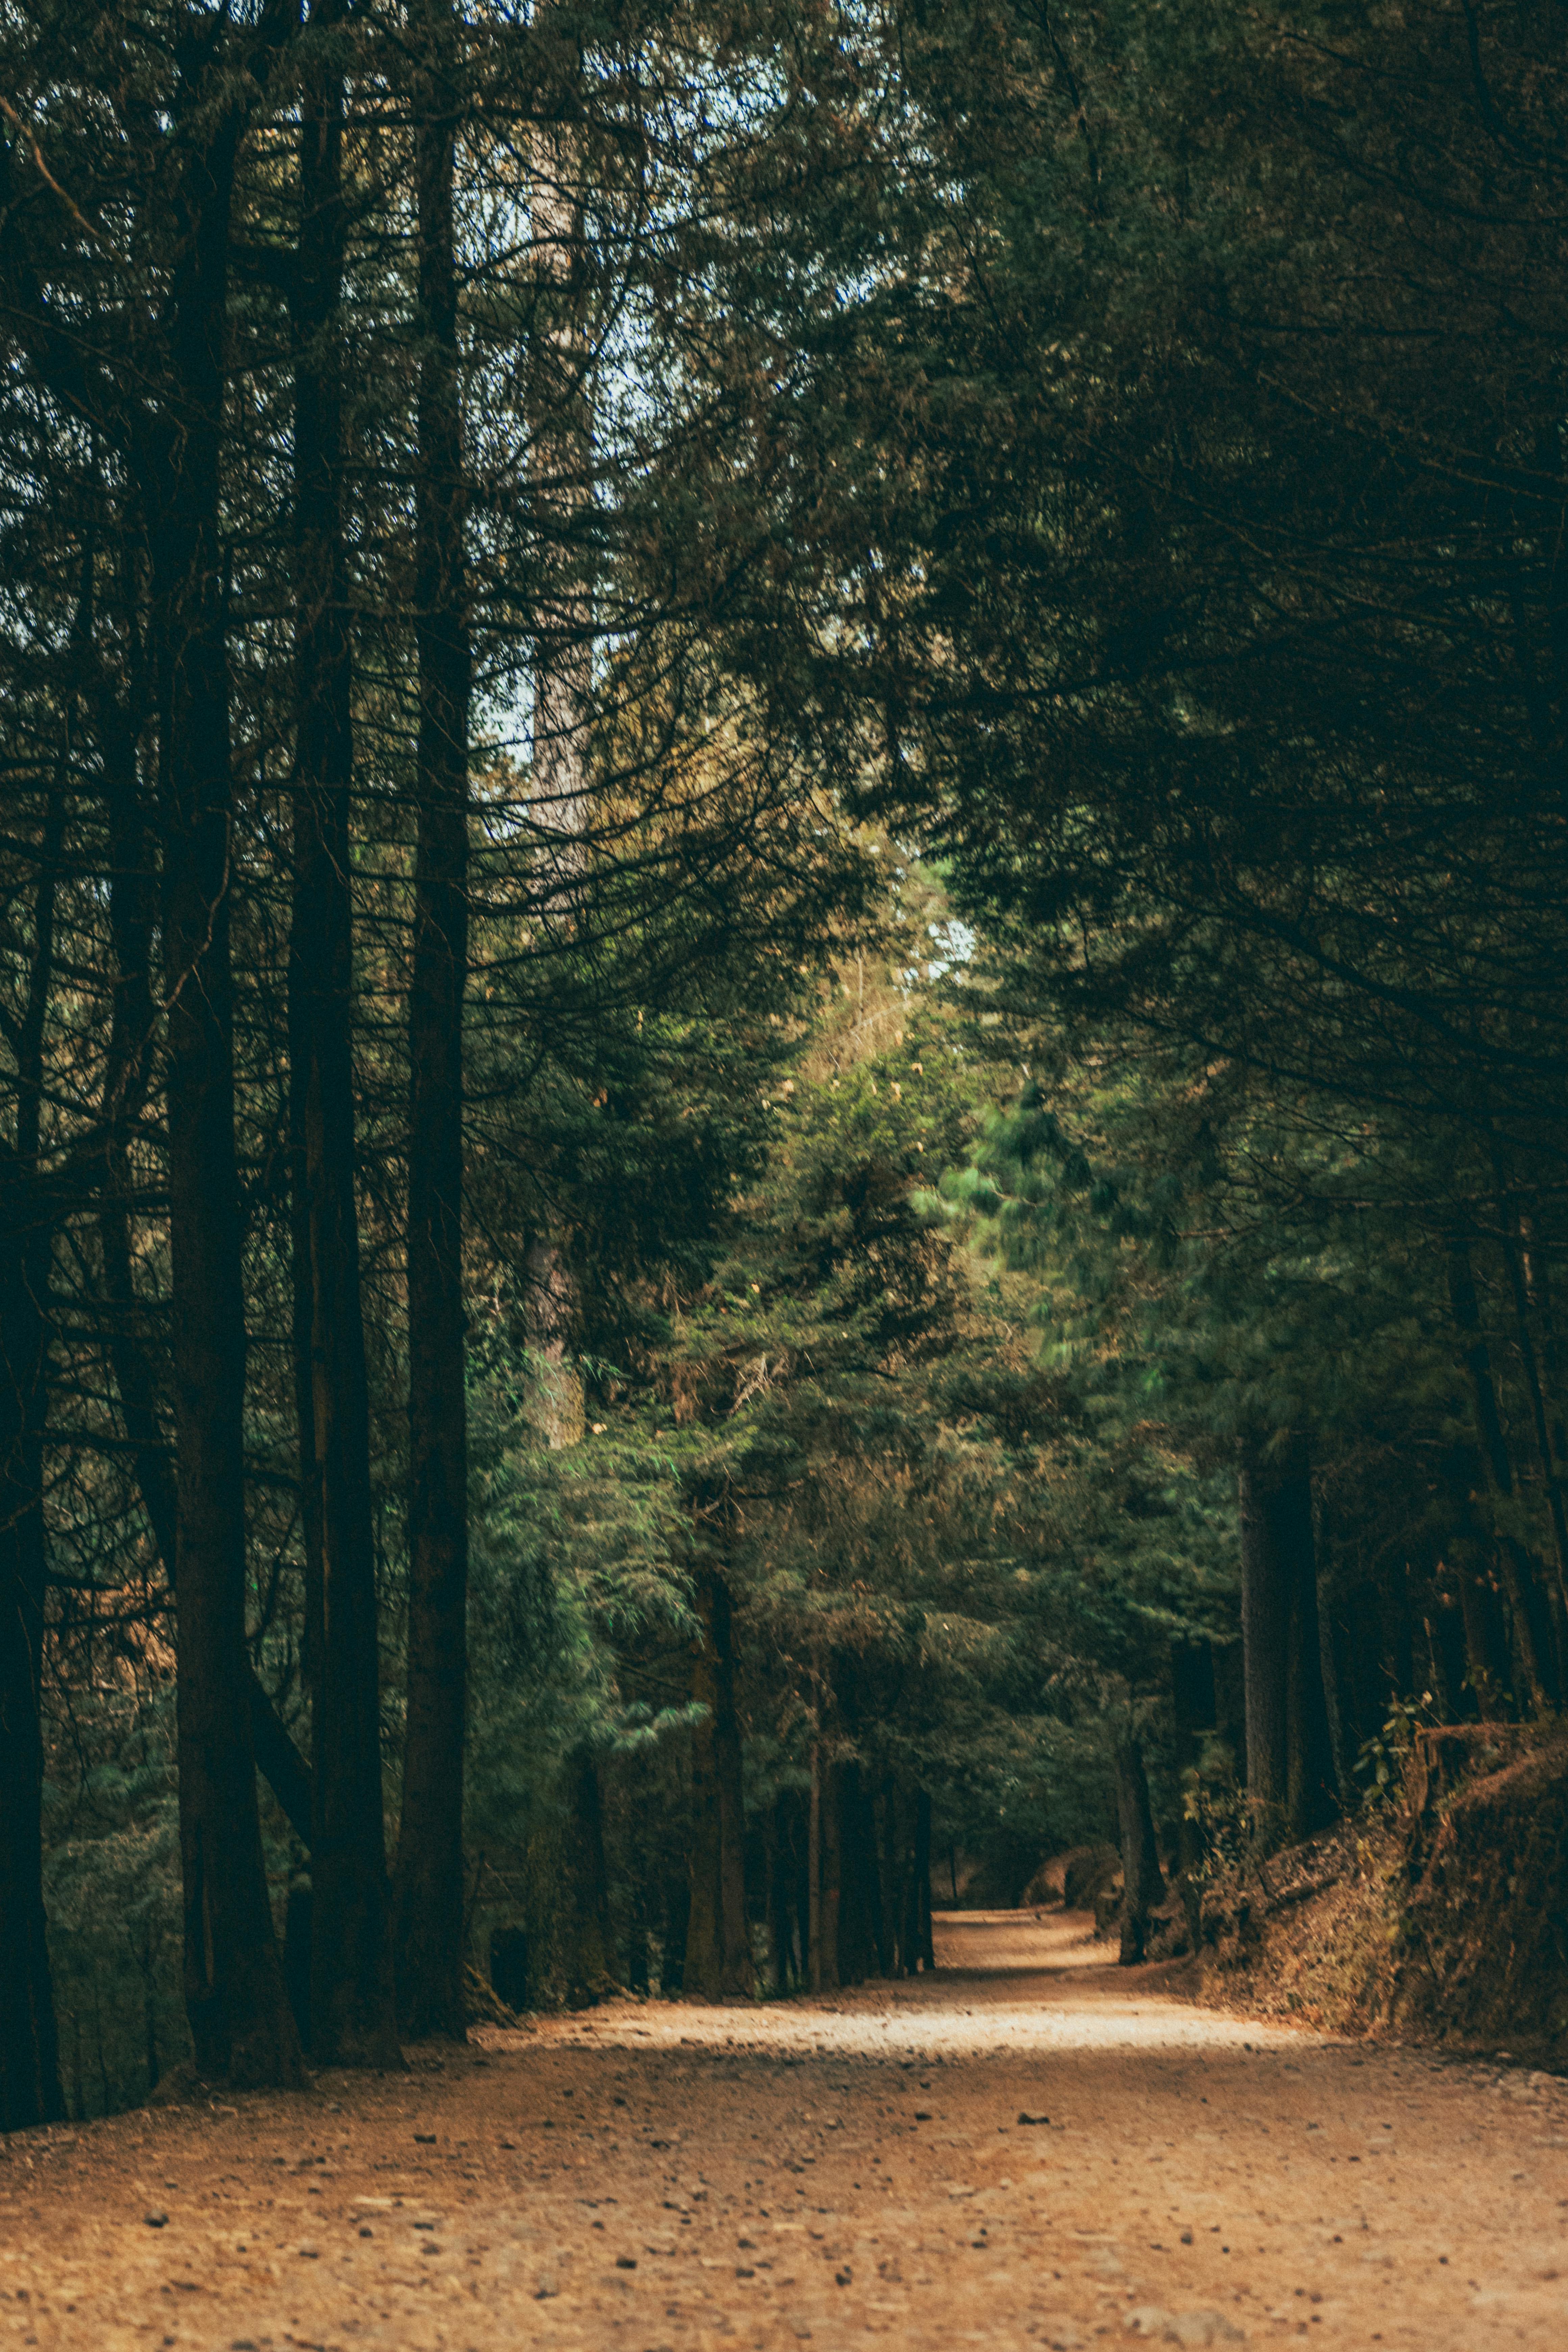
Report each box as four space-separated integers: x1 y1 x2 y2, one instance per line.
1190 1724 1568 2065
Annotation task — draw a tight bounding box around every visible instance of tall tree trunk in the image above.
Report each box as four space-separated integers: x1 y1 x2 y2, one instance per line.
807 1722 823 1993
686 1569 749 1998
517 103 594 1442
1113 1724 1166 1966
896 1788 917 1972
0 797 65 2131
819 1753 842 1991
1448 1239 1559 1710
1308 1496 1353 1797
873 1784 894 1975
1494 1211 1568 1694
853 1771 889 1977
1437 1441 1512 1717
913 1785 934 1970
1285 1488 1338 1840
1240 1442 1337 1842
1239 1452 1288 1816
395 0 472 2041
527 101 594 860
289 0 399 2070
660 1875 690 1994
835 1759 880 1985
96 710 315 1849
768 1796 802 1990
158 113 303 2091
560 1744 615 2006
1169 1637 1215 1947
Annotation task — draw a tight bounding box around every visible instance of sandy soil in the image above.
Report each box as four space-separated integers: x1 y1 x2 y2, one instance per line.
2 1910 1566 2352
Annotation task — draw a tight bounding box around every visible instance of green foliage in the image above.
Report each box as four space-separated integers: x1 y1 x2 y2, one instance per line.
1354 1693 1442 1816
41 1692 188 2115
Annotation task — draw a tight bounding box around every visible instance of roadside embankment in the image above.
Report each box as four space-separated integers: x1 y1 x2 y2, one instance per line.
1189 1723 1568 2064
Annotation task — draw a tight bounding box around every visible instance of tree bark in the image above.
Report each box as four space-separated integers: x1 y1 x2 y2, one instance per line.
876 1785 896 1974
807 1728 823 1992
93 687 316 1851
289 0 399 2071
97 1204 316 1851
1437 1442 1512 1717
560 1744 615 2006
1240 1443 1337 1841
0 802 65 2132
1498 1221 1568 1661
527 98 594 862
686 1569 750 1998
913 1785 934 1969
661 1876 690 1994
1285 1493 1339 1840
835 1759 880 1985
1169 1637 1215 1946
819 1753 842 1991
767 1796 803 1990
394 0 472 2043
1448 1239 1560 1710
1239 1454 1289 1814
1113 1725 1166 1965
158 103 302 2091
516 103 593 1444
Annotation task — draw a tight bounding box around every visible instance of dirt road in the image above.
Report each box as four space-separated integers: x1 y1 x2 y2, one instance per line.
2 1910 1565 2351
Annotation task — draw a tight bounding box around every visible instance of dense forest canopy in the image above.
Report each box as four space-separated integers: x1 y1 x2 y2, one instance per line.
1 0 1564 2123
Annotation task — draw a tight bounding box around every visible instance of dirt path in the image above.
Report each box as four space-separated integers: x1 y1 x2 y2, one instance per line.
3 1910 1566 2352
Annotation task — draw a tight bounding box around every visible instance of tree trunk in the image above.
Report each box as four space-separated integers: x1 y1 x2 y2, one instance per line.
0 777 64 2132
158 118 303 2085
714 1586 749 1992
1308 1496 1353 1798
1437 1442 1512 1716
1169 1637 1215 1947
560 1745 615 2006
1239 1455 1288 1814
661 1877 689 1995
290 0 399 2071
1448 1238 1559 1711
884 1787 907 1976
1498 1221 1568 1668
768 1795 802 1990
865 1776 892 1977
819 1755 842 1991
1285 1492 1339 1840
686 1570 749 1998
1240 1443 1337 1842
807 1733 823 1993
0 1161 63 2132
515 106 594 1444
527 101 594 860
97 1209 316 1849
835 1759 879 1985
96 726 315 1851
913 1786 934 1970
395 0 472 2043
1114 1725 1166 1966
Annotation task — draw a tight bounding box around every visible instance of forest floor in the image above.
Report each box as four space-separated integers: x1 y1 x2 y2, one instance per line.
3 1911 1567 2352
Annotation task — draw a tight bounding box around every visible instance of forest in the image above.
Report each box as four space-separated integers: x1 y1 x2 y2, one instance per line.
3 0 1567 2145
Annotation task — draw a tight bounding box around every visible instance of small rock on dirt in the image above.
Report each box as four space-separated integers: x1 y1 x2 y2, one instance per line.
1125 2313 1246 2347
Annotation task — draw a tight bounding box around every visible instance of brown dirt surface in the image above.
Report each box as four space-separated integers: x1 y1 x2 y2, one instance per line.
3 1910 1566 2351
